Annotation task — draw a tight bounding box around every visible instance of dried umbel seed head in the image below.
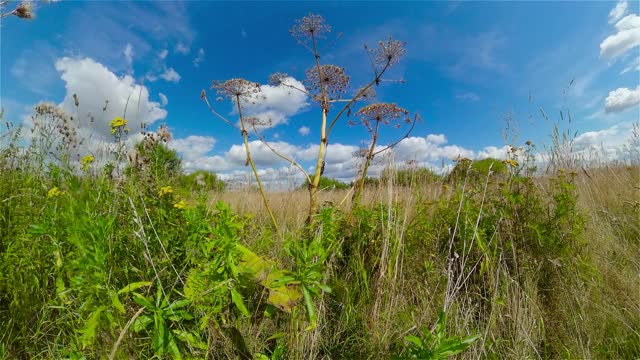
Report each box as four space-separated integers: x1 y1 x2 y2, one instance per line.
290 13 331 43
368 37 407 67
244 116 272 129
268 72 290 86
305 64 350 99
355 103 410 132
355 86 377 102
212 78 262 103
352 147 370 159
14 1 34 19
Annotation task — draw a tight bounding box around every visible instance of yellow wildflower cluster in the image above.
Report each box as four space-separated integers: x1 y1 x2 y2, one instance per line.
502 159 519 167
173 200 187 210
81 155 95 171
158 186 174 197
109 117 128 134
47 187 64 198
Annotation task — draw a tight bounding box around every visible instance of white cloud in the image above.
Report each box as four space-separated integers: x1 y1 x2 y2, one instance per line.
600 14 640 60
158 49 169 59
609 1 629 24
298 126 310 136
456 92 480 102
158 93 168 106
239 76 309 128
170 135 216 160
160 67 181 83
621 56 640 74
175 42 190 55
605 85 640 113
123 43 134 72
193 48 205 67
426 134 447 145
55 57 166 136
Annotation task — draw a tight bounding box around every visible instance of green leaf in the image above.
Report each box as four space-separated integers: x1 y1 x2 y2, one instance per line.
231 288 250 317
118 281 152 294
404 335 423 348
132 315 152 333
153 312 167 355
267 285 302 313
165 299 190 311
132 292 155 310
78 305 107 349
109 290 126 314
303 287 317 330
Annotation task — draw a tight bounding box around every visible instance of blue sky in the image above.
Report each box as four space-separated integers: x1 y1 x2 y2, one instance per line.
1 1 639 184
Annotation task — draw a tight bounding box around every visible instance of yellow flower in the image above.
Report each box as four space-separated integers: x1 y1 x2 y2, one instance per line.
173 200 187 210
109 117 127 134
47 187 63 198
502 159 519 167
158 186 174 196
81 155 95 171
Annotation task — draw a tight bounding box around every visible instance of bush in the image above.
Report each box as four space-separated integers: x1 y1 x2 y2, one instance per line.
179 170 226 192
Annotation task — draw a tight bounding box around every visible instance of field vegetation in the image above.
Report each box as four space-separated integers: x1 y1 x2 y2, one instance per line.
1 9 639 360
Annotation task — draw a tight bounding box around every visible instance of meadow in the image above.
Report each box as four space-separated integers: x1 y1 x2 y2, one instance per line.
1 8 639 360
1 109 639 359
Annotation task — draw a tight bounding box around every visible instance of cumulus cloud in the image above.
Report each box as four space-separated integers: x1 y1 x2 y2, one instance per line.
170 135 216 160
298 126 310 136
158 49 169 60
158 93 168 106
239 76 309 128
160 67 181 83
55 57 167 139
193 48 205 67
600 14 640 60
609 1 628 24
605 85 640 113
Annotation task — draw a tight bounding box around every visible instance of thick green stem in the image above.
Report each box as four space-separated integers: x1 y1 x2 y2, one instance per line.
308 33 329 218
236 97 279 232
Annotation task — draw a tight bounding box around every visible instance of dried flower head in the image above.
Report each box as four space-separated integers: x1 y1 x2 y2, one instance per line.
157 124 172 142
212 78 262 103
14 1 33 19
268 72 290 86
369 37 406 67
305 64 350 99
354 103 410 132
245 116 272 129
352 147 370 159
355 86 377 102
290 13 331 43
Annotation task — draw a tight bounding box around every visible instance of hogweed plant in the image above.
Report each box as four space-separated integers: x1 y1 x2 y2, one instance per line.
201 79 279 232
349 103 418 208
201 13 414 220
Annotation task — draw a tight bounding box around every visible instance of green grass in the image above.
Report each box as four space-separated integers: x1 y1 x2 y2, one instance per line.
1 124 639 359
